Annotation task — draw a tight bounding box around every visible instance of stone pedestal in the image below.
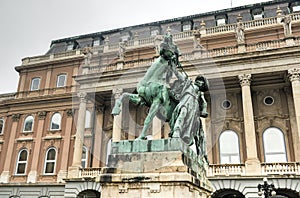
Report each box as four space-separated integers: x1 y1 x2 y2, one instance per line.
96 138 212 198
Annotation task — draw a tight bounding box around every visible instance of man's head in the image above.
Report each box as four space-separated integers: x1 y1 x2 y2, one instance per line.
194 75 209 92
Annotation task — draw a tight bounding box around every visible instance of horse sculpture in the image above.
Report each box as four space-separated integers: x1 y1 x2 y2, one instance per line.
111 32 179 139
111 32 209 158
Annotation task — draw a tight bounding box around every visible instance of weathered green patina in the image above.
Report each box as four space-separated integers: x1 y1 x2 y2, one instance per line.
111 32 209 159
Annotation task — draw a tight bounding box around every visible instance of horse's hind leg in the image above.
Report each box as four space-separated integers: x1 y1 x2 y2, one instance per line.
137 99 160 140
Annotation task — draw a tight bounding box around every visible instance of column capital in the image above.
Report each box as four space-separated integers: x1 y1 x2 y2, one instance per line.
66 109 74 117
77 92 88 103
12 114 21 122
38 111 47 120
113 88 123 99
238 74 252 86
288 68 300 82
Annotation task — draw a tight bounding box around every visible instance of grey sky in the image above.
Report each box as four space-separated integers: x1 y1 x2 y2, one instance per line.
0 0 268 94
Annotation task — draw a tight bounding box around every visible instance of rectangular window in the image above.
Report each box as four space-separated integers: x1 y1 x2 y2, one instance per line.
150 29 160 37
217 18 226 26
30 78 40 91
252 8 264 20
56 74 66 87
182 24 192 31
93 39 100 46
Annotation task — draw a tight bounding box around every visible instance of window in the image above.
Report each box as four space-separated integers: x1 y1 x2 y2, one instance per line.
82 146 88 168
50 113 61 130
252 8 264 20
289 2 300 13
23 115 34 132
222 100 231 109
56 74 66 87
150 29 160 37
85 110 91 129
264 96 274 106
15 149 28 175
44 148 57 174
93 39 100 46
0 118 4 134
263 127 287 163
216 15 227 26
120 32 131 42
183 24 191 31
219 130 240 164
30 77 40 91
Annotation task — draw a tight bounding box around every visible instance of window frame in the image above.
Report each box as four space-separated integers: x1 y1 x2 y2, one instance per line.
219 130 241 164
251 8 264 20
56 74 67 88
215 14 228 26
263 127 287 163
23 115 34 132
43 147 57 175
81 146 88 168
15 149 28 175
0 118 4 135
50 113 62 131
30 77 41 91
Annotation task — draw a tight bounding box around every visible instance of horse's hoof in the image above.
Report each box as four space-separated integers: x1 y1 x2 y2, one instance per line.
111 107 121 115
136 136 146 140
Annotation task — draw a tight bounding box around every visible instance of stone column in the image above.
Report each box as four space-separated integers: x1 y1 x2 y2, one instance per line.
288 68 300 153
57 109 73 182
44 66 52 95
68 92 87 178
92 107 104 167
112 88 123 142
27 111 47 183
0 114 20 183
238 74 260 175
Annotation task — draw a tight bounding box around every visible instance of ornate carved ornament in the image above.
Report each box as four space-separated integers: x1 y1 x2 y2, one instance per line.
238 74 252 86
288 68 300 82
38 111 47 120
12 114 21 122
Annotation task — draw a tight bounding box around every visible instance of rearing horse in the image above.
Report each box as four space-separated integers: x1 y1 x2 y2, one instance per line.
111 33 179 139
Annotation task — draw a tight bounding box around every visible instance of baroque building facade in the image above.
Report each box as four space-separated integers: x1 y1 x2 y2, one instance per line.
0 0 300 197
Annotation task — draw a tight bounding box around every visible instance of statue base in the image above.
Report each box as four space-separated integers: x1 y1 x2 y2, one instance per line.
96 138 212 197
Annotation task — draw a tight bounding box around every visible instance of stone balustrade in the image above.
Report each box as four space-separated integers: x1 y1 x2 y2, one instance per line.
207 164 245 177
261 162 300 175
21 13 300 67
79 168 103 178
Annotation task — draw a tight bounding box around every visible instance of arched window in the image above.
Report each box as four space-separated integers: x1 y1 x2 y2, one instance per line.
106 139 112 165
263 127 287 162
85 110 91 129
44 148 57 174
50 113 61 130
30 77 40 91
15 149 28 175
23 115 34 132
219 130 240 164
56 74 67 87
82 146 88 168
0 118 4 134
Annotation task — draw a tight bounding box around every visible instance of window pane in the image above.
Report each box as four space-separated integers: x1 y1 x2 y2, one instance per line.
263 127 287 163
19 150 28 161
183 24 191 31
85 110 91 128
24 116 34 132
51 113 61 130
57 75 66 87
0 119 4 134
45 162 55 173
17 163 26 174
47 149 56 160
31 78 40 91
219 130 240 164
217 18 226 26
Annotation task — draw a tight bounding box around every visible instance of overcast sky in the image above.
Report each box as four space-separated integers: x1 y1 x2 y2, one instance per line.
0 0 269 94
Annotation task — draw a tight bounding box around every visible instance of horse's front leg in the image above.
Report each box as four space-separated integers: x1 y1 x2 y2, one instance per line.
137 99 160 140
111 93 128 115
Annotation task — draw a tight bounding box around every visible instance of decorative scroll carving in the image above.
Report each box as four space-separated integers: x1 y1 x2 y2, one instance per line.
38 111 47 120
238 74 252 86
12 114 21 122
288 68 300 82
